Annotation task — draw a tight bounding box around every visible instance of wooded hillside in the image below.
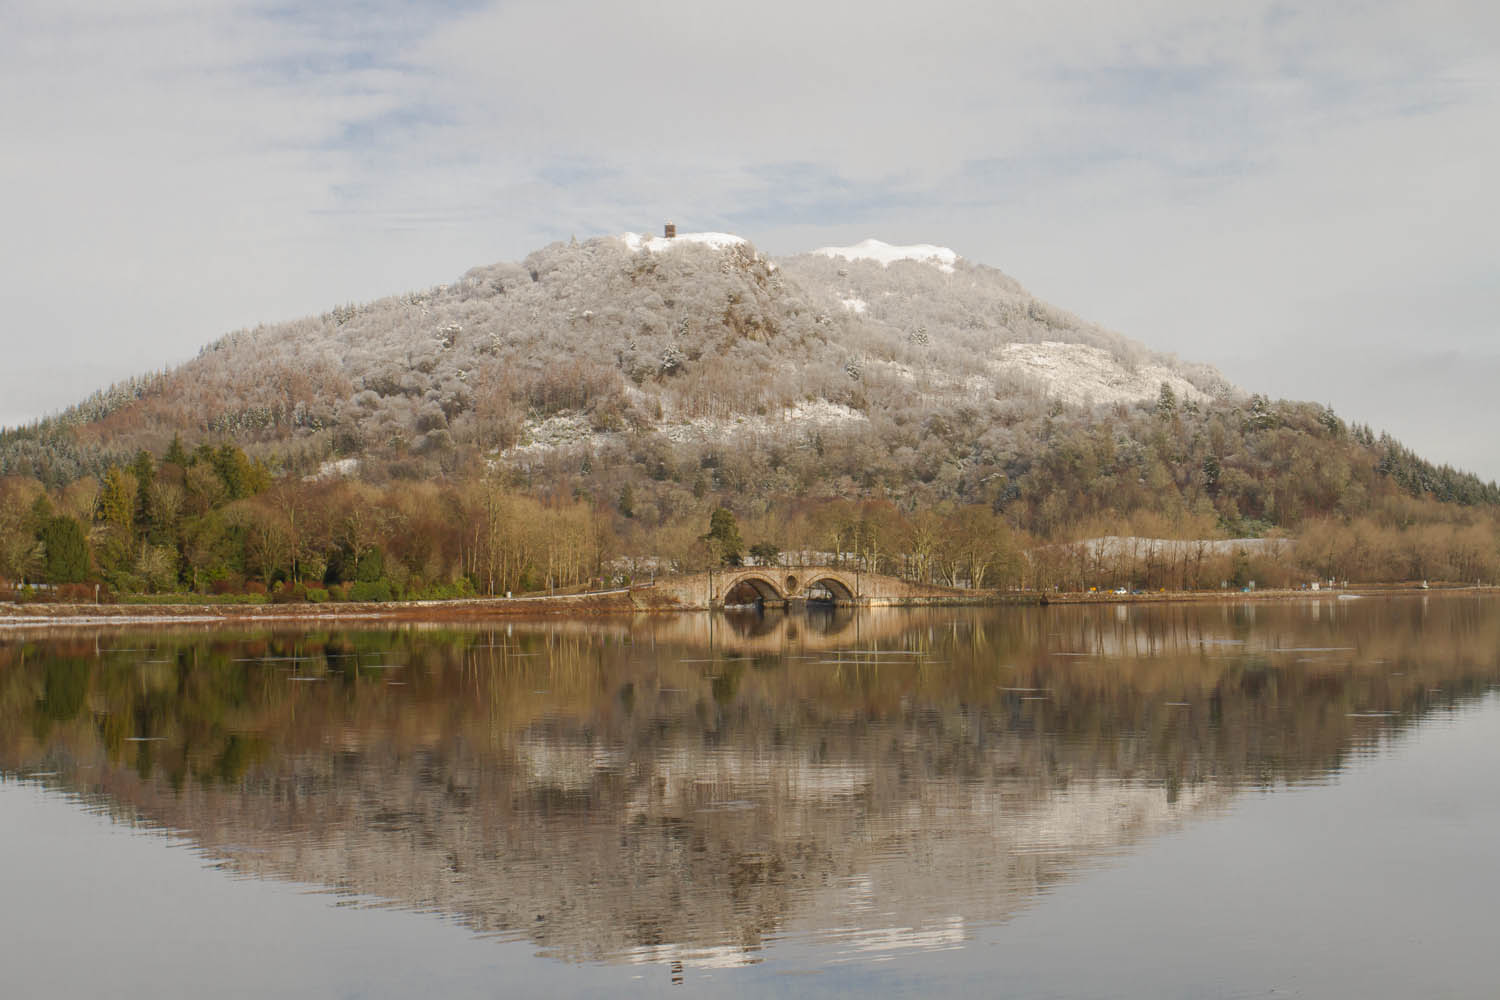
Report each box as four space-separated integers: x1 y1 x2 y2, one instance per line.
2 234 1496 597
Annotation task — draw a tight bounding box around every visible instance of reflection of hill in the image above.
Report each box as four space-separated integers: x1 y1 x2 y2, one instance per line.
2 595 1497 965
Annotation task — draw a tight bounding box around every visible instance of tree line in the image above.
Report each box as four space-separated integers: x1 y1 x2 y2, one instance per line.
4 427 1499 603
0 438 603 601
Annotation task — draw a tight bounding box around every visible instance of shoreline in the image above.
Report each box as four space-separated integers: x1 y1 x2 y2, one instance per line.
0 588 651 630
0 582 1487 631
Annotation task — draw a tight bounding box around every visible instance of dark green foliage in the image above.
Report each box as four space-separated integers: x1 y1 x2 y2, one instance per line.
349 579 393 602
39 516 88 583
1375 435 1500 506
28 493 53 530
97 466 134 532
355 547 385 583
165 434 189 468
749 540 780 565
212 444 257 500
704 508 743 566
1201 454 1222 492
131 449 155 535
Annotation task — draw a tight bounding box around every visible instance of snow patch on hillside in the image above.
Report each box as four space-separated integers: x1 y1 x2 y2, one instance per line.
786 398 865 425
304 457 360 482
814 239 958 274
991 341 1209 408
660 399 866 444
507 413 598 456
621 232 747 254
502 400 866 460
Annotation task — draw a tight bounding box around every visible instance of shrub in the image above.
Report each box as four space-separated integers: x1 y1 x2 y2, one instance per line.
118 592 266 605
408 578 476 601
244 580 268 597
56 582 102 603
355 547 385 583
108 572 145 595
210 576 246 595
270 583 308 604
348 579 393 603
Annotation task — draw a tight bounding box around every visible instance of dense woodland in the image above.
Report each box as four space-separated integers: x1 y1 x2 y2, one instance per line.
2 235 1498 599
2 401 1498 602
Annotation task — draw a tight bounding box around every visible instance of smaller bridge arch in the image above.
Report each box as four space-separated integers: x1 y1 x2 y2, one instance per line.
718 570 787 607
802 575 856 604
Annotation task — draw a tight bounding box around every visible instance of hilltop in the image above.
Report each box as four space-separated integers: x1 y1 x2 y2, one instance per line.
1 232 1233 490
2 230 1498 598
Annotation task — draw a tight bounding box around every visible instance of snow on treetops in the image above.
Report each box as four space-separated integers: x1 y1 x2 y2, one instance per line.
812 238 958 273
620 231 748 253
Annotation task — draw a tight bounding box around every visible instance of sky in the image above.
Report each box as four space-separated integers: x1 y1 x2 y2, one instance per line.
2 0 1497 479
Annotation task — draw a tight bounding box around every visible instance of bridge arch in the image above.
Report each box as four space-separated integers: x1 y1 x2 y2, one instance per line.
718 570 786 607
803 575 856 604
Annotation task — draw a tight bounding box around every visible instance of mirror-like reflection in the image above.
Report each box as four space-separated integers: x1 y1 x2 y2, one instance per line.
2 595 1497 969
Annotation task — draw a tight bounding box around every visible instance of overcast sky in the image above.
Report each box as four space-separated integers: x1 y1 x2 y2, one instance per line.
3 0 1497 479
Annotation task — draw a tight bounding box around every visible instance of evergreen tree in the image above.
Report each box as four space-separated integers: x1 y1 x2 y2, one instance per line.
1244 394 1276 432
165 434 189 468
1156 382 1177 419
95 465 138 576
749 541 780 566
39 516 88 583
211 444 270 501
1202 455 1222 492
131 449 155 536
98 466 134 534
28 493 53 534
704 508 744 566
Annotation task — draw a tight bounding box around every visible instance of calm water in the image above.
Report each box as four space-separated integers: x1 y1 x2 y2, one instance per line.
3 595 1499 998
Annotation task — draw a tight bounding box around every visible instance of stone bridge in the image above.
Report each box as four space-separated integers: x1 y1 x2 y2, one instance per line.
645 565 971 610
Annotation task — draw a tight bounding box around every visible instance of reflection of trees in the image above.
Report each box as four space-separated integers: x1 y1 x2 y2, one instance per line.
2 595 1498 964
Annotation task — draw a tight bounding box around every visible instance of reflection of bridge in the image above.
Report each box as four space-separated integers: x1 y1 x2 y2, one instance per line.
649 565 968 610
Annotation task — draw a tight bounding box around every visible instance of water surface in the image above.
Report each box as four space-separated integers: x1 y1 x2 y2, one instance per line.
3 595 1498 997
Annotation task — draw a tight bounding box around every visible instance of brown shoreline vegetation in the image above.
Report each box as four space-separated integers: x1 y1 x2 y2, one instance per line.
2 579 1484 631
5 427 1500 620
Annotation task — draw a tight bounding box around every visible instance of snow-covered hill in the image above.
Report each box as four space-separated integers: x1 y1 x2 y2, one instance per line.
1 229 1238 488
